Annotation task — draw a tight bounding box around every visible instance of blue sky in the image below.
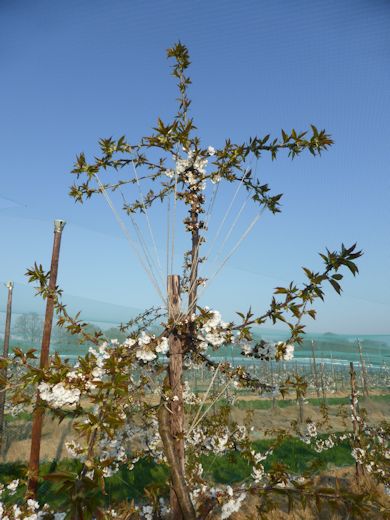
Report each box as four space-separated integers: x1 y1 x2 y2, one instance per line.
0 0 389 334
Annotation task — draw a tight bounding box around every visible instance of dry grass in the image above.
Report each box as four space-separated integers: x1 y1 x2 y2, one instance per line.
225 472 390 520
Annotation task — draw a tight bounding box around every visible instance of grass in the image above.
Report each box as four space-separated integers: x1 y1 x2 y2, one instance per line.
0 457 169 508
201 436 354 484
234 393 390 410
0 436 354 507
4 411 32 423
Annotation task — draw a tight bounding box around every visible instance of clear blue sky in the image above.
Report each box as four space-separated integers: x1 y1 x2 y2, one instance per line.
0 0 389 334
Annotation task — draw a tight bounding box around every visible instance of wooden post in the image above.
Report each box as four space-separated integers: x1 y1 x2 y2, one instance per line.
330 353 338 393
270 361 276 409
27 219 65 497
167 274 185 519
0 281 14 454
357 339 369 397
349 362 364 480
310 340 321 399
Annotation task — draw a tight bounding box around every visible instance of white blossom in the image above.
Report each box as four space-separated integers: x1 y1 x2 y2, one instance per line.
141 505 154 520
136 348 157 362
6 479 19 495
221 492 246 519
251 465 265 482
27 499 39 511
156 337 169 354
38 382 81 409
306 422 317 438
124 337 136 347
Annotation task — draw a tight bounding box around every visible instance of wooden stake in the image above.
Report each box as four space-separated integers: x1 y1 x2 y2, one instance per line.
349 362 364 480
270 361 276 409
0 281 14 455
167 274 185 519
357 339 369 397
310 340 321 399
27 219 65 497
319 361 327 405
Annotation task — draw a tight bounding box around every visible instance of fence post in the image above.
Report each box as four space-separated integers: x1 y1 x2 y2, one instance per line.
27 219 65 497
0 281 14 455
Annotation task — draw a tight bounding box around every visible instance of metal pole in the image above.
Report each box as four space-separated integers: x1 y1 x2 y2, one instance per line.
0 281 14 454
27 219 65 497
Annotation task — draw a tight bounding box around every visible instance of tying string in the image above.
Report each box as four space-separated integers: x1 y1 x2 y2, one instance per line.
120 191 165 288
131 160 165 284
188 379 232 433
166 195 171 280
188 363 220 434
212 193 250 268
188 204 266 315
203 165 252 265
95 174 167 306
186 157 258 312
169 147 180 277
212 158 258 264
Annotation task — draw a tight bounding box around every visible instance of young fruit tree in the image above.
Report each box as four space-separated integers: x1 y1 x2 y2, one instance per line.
5 43 385 520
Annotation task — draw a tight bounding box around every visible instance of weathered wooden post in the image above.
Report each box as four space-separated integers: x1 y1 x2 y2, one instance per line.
167 275 184 470
311 340 321 399
27 219 65 497
167 274 189 520
349 362 364 480
270 360 276 409
298 395 305 426
357 339 369 397
0 281 14 454
157 274 195 519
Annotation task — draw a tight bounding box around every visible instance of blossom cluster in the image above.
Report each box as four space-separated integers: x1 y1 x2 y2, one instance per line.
38 381 81 409
0 480 67 520
165 146 218 190
134 333 169 362
240 338 295 362
196 309 232 351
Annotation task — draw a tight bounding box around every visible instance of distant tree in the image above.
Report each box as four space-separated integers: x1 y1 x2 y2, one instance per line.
53 322 101 347
52 324 80 347
103 327 127 343
13 312 43 345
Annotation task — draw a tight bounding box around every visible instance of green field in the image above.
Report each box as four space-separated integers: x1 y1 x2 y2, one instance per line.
0 436 354 509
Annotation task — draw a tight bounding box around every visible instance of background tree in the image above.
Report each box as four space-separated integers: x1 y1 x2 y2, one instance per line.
13 312 43 346
103 327 127 344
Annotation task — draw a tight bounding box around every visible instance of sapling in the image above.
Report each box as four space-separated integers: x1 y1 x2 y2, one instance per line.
2 43 380 519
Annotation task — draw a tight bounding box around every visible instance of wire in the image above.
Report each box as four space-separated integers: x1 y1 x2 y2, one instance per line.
188 205 266 314
185 156 257 311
